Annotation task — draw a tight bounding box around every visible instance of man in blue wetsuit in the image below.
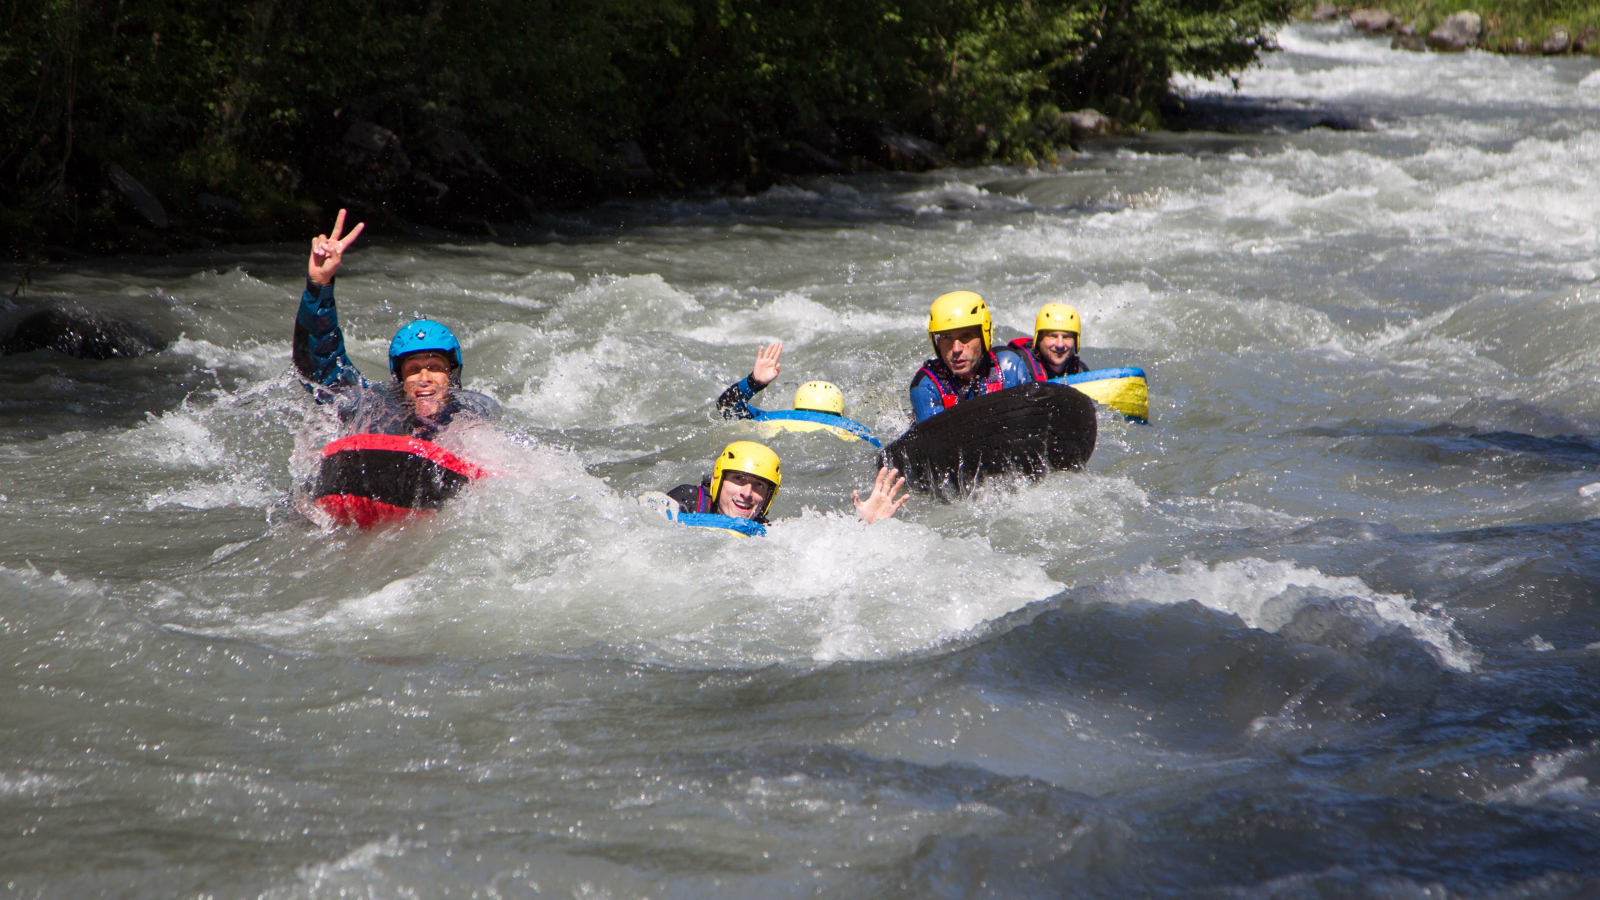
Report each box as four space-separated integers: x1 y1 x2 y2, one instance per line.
908 291 1034 423
294 210 500 441
1004 303 1092 380
715 342 848 421
664 441 908 525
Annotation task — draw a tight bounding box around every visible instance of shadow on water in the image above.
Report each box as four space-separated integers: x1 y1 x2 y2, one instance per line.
0 351 228 442
1294 422 1600 474
1159 93 1382 135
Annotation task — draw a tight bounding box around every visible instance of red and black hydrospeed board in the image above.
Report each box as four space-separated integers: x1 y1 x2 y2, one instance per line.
313 434 488 529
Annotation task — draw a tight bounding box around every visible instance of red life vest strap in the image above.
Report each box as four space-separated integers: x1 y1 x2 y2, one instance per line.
920 355 1004 408
1005 337 1048 382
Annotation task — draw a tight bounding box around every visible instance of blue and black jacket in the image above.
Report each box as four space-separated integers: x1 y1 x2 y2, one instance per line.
908 347 1035 423
666 476 770 526
715 373 772 420
293 279 501 441
1005 337 1091 380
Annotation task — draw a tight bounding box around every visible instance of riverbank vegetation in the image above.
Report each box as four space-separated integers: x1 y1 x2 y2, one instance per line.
3 0 1295 258
1304 0 1600 53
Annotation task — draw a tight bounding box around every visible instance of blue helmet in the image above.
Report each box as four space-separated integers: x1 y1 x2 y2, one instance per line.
389 320 462 378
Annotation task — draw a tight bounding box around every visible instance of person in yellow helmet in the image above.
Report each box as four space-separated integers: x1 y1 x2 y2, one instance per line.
714 342 880 445
1005 303 1092 380
664 441 908 526
909 291 1035 422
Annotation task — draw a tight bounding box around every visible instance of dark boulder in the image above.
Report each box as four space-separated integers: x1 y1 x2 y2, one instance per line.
312 120 413 202
872 127 950 171
195 193 243 224
765 139 845 176
1577 26 1597 51
107 164 169 230
401 128 528 223
614 141 657 181
0 304 165 359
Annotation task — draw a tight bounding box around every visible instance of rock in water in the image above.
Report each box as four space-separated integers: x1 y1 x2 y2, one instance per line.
1350 9 1399 32
107 164 169 230
1427 11 1482 51
1064 109 1113 144
0 305 165 359
1542 27 1572 54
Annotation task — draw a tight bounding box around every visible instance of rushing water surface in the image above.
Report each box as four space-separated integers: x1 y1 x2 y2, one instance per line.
6 24 1600 898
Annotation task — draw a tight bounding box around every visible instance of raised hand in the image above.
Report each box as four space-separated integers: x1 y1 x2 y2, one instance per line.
307 208 367 286
854 466 910 524
751 341 783 388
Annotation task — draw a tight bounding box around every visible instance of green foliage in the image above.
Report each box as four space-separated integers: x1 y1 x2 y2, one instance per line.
0 0 1294 255
1296 0 1600 51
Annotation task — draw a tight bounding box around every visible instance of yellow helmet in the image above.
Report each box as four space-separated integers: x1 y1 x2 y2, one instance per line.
1034 303 1082 345
792 380 845 416
710 441 782 516
927 290 992 353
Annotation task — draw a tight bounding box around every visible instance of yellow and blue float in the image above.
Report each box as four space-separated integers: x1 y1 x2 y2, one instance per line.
638 491 767 537
1053 367 1149 423
748 409 881 447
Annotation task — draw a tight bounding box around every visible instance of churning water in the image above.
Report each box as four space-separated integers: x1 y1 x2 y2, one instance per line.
5 23 1600 898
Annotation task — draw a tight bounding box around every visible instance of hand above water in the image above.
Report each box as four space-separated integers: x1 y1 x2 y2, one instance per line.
854 466 910 524
751 341 782 389
308 209 366 286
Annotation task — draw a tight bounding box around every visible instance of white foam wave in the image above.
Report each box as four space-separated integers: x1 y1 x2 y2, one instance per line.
1096 558 1475 670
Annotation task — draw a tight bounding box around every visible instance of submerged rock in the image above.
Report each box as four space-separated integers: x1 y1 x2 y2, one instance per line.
1393 33 1426 51
0 304 165 359
1426 11 1482 51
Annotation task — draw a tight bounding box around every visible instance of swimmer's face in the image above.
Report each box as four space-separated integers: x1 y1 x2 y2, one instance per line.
398 351 453 417
716 470 774 519
1036 330 1078 367
934 326 986 378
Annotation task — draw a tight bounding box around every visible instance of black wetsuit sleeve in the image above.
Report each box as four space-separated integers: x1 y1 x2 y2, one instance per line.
667 484 705 513
715 374 768 420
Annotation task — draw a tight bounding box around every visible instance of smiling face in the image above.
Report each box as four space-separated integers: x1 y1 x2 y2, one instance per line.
933 326 987 379
715 470 775 519
1036 330 1079 368
397 351 454 418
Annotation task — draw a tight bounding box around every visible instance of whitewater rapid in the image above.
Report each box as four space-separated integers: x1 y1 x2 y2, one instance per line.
4 23 1600 898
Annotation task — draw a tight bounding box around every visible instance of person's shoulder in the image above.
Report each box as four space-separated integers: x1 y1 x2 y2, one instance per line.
994 346 1035 385
454 390 503 421
666 483 703 511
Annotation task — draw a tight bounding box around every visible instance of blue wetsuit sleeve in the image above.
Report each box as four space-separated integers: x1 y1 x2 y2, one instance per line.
909 373 945 423
715 374 767 420
995 348 1036 388
292 278 363 392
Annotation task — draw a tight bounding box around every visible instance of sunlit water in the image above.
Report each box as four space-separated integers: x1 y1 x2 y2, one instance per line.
6 24 1600 897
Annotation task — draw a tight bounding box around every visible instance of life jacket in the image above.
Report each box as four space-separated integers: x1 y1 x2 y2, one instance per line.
667 476 770 524
917 354 1006 410
1005 337 1088 379
1005 338 1048 382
